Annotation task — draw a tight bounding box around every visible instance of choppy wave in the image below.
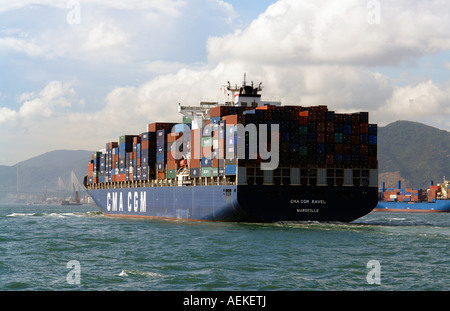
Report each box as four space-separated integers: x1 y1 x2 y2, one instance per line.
118 269 164 278
6 211 103 218
1 204 449 291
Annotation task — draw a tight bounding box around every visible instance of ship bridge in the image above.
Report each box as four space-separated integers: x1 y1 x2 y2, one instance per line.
178 74 280 129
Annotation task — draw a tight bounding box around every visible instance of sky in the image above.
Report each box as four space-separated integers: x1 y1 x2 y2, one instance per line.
1 0 450 165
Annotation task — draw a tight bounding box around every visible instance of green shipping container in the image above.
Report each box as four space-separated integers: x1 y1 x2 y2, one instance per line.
300 146 308 156
202 137 212 147
119 135 134 143
182 116 192 124
299 126 308 135
212 167 219 177
166 169 176 179
201 167 212 177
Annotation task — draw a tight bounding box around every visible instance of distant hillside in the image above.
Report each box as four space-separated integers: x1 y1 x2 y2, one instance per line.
1 121 449 200
0 150 93 198
378 121 450 189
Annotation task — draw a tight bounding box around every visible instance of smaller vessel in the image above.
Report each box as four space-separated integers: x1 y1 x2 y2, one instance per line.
375 178 450 213
61 184 82 206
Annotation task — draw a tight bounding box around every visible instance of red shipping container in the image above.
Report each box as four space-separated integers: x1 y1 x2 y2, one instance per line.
167 132 182 143
360 144 369 155
190 129 201 160
210 106 229 118
334 114 343 124
256 105 276 110
317 133 325 143
148 122 176 132
222 114 244 125
326 122 334 133
118 174 126 182
325 154 334 164
317 122 325 133
360 123 369 134
190 159 201 168
133 136 141 145
316 111 326 122
167 160 177 170
368 156 377 168
202 146 212 158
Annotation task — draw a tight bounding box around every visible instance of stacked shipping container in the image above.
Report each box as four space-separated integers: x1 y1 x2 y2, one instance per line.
381 189 426 202
87 105 377 187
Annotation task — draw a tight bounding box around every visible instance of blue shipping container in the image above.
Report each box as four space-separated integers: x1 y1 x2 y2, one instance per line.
156 153 165 163
225 164 236 176
202 157 211 167
190 168 200 177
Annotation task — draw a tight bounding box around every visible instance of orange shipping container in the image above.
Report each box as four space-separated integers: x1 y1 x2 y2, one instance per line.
190 159 201 168
299 111 309 117
210 106 230 118
167 160 177 170
148 122 175 132
255 104 276 110
190 129 202 160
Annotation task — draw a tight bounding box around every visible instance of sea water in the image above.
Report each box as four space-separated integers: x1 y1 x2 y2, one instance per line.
0 203 448 291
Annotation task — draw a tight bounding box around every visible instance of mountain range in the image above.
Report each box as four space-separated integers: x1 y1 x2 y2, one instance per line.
0 150 93 201
0 120 449 201
378 120 450 189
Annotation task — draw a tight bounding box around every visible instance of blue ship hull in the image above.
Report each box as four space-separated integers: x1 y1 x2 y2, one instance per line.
86 185 378 223
375 200 450 213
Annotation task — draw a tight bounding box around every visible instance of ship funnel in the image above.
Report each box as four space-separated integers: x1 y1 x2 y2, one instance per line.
397 180 401 189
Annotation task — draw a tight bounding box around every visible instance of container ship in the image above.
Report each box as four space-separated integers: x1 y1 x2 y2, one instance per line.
375 179 450 213
83 77 379 222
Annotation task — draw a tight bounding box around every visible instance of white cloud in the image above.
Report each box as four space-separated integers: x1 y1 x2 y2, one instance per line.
0 0 187 15
82 22 130 52
207 0 450 66
2 0 450 165
0 81 77 123
73 0 450 132
376 80 450 125
0 107 17 123
0 36 45 57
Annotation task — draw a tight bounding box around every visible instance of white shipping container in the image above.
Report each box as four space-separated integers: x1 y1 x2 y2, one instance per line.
317 168 327 185
290 168 300 185
264 170 273 184
344 169 353 186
